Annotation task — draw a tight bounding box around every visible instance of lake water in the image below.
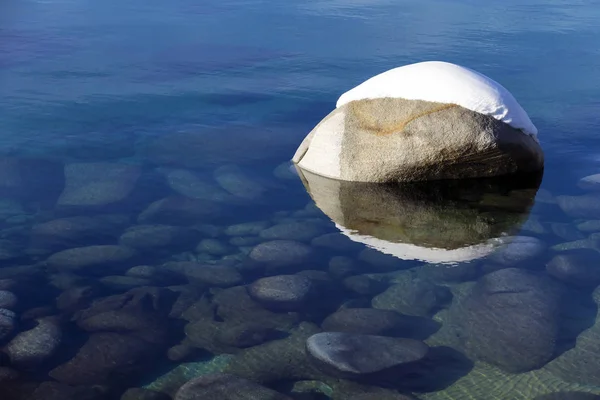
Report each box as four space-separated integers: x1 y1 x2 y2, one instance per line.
2 0 600 399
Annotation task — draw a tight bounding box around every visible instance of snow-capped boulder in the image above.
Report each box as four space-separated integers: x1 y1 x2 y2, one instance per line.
296 168 540 264
293 61 543 182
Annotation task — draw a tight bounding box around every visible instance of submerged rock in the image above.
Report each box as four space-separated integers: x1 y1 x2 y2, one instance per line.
306 332 428 378
174 373 291 400
46 245 138 275
445 268 562 372
546 250 600 287
159 168 243 204
30 381 108 400
0 308 17 342
0 290 18 310
293 61 542 182
249 240 316 271
121 388 172 400
214 164 271 201
164 262 243 287
247 275 314 311
225 221 271 236
57 162 141 210
259 222 327 242
578 174 600 192
557 194 600 219
372 276 451 317
138 196 222 225
488 236 546 266
119 225 200 251
5 316 62 369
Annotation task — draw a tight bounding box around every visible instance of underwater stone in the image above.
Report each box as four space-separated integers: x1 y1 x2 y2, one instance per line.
546 250 600 287
30 381 109 400
0 290 18 310
46 245 138 275
229 236 264 247
119 225 201 251
174 373 292 400
249 240 316 270
0 157 65 203
359 248 407 271
225 221 271 236
534 393 600 400
321 308 439 339
56 286 98 313
372 276 451 317
329 256 362 279
447 268 562 372
577 220 600 233
5 316 62 369
273 162 299 181
416 262 479 283
578 174 600 192
167 342 198 362
121 388 172 400
551 223 585 241
557 194 600 219
29 215 128 252
342 275 388 296
259 222 327 242
57 162 141 209
214 164 270 201
159 168 243 204
99 275 154 290
488 236 546 266
196 239 235 256
49 332 158 385
348 394 417 400
0 366 19 382
306 332 429 378
247 275 314 311
138 196 222 226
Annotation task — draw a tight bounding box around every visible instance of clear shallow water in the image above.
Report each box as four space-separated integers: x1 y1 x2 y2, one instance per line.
2 0 600 399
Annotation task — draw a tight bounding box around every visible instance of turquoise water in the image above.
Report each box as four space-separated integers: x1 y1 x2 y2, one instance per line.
2 0 600 399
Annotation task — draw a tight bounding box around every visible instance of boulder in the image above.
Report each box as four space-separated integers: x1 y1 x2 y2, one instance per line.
57 162 141 210
305 332 428 378
4 316 62 368
292 61 542 182
247 275 314 311
0 308 17 342
46 245 138 275
174 373 291 400
164 262 243 287
372 276 451 317
0 290 18 310
546 250 600 287
249 240 316 271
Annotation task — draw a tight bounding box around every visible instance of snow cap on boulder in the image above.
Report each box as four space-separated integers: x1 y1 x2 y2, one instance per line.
293 61 543 183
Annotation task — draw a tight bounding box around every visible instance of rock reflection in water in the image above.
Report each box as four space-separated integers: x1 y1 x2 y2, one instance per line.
296 167 542 264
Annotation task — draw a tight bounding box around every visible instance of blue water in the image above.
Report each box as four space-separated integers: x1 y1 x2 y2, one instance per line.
2 0 600 399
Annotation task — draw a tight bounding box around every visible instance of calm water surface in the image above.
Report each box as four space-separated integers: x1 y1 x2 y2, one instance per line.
1 0 600 399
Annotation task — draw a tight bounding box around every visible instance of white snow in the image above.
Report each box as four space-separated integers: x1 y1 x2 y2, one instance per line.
336 61 538 138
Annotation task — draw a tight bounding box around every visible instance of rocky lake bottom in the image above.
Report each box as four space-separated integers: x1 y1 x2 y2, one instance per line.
1 141 600 400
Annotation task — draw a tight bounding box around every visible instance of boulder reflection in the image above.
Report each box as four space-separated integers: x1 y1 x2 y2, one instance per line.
296 168 542 264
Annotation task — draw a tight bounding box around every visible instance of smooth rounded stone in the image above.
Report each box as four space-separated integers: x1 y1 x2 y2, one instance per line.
5 316 62 369
225 221 271 236
0 308 17 341
164 262 243 287
293 86 541 182
446 268 562 372
192 224 224 238
167 342 198 362
216 323 273 348
174 373 292 400
312 233 364 252
57 162 141 209
273 162 299 180
259 222 326 242
521 215 549 235
0 290 18 310
99 275 154 290
358 248 406 271
347 394 416 400
577 220 600 233
122 388 172 400
0 278 17 291
557 194 600 219
138 196 222 225
372 277 451 317
551 223 585 241
49 332 157 385
534 393 600 400
29 215 128 252
546 250 600 287
248 275 314 311
214 165 270 201
126 265 184 284
0 199 26 220
249 240 316 270
321 308 438 339
46 245 138 275
158 168 243 204
0 366 19 382
329 256 361 279
488 236 546 266
120 225 201 251
229 236 264 247
196 239 235 256
342 275 388 296
578 174 600 192
306 332 429 378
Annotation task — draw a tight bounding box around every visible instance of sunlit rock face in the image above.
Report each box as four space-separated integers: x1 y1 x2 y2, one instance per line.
293 61 543 182
296 168 541 264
